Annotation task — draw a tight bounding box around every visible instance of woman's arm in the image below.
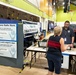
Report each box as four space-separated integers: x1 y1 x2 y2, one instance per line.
60 38 68 52
46 40 49 47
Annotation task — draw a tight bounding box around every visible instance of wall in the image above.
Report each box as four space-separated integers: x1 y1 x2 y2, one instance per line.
27 0 40 8
0 4 40 22
56 4 76 22
40 0 52 17
57 22 76 27
0 0 54 32
0 0 52 19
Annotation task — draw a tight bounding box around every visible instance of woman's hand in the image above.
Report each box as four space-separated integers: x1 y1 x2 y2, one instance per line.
69 44 73 48
65 45 69 50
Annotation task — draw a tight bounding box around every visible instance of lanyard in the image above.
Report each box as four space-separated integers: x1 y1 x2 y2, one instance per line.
64 30 67 37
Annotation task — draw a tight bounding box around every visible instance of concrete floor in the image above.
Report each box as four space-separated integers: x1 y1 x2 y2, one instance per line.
0 54 75 75
0 65 75 75
0 65 48 75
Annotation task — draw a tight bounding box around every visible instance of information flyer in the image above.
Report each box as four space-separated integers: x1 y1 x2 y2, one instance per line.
0 23 17 58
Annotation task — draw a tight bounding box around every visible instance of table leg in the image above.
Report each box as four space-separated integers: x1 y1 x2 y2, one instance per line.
34 52 37 62
30 52 33 68
30 52 37 68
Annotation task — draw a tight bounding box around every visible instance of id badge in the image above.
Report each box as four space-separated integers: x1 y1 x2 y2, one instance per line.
68 30 70 33
64 38 67 41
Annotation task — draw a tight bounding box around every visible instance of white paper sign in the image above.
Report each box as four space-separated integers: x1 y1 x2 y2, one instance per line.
0 41 17 58
0 24 17 41
0 23 17 58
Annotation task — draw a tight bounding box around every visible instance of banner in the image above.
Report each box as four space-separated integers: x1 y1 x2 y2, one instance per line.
23 23 38 34
22 20 39 35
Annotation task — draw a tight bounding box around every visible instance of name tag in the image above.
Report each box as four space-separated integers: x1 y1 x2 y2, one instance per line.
68 30 70 33
64 38 67 41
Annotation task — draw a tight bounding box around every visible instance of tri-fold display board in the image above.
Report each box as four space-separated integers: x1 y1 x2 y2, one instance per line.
0 19 24 68
0 21 17 58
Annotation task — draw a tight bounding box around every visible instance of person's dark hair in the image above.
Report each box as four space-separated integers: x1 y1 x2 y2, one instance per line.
65 20 70 24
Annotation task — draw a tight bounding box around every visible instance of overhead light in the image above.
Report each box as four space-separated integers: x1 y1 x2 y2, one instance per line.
53 2 55 5
63 2 65 5
52 0 56 5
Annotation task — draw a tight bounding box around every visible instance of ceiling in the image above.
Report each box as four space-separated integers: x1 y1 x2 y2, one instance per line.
70 0 76 6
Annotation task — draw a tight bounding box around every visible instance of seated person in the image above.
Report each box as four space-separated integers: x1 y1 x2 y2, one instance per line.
39 33 44 40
